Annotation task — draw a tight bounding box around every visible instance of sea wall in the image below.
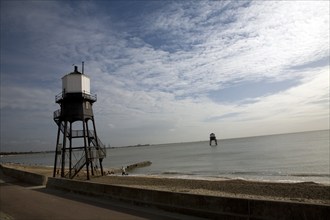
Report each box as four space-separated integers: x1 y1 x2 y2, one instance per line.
47 177 330 220
0 164 47 185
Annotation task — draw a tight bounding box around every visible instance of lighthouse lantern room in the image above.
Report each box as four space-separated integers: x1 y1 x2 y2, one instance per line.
62 66 90 94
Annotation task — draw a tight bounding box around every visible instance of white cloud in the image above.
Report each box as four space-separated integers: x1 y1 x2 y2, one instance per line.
1 1 329 150
69 0 328 145
0 86 55 111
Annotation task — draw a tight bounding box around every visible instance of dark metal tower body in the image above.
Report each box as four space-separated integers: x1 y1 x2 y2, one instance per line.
53 66 106 180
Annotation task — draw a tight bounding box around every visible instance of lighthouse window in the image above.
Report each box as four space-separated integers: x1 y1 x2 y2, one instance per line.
86 102 90 109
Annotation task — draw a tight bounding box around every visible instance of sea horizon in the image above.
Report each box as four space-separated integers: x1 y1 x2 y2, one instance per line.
1 129 328 154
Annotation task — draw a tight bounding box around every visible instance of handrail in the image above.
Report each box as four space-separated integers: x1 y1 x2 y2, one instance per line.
55 92 63 102
88 131 107 158
65 152 86 178
54 109 61 119
55 120 70 137
82 92 97 101
55 91 97 102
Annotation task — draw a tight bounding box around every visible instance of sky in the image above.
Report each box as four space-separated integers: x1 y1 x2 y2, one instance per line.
0 0 329 152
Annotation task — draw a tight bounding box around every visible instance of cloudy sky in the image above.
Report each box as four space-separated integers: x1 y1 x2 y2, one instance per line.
1 1 329 152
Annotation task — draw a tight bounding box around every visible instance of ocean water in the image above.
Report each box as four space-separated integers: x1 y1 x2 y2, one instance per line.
1 130 329 184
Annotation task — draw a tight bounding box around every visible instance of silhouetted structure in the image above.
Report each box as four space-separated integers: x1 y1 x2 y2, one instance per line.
210 133 217 146
53 66 106 180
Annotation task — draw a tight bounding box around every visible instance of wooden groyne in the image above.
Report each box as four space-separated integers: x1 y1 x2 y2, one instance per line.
126 161 152 171
105 161 152 174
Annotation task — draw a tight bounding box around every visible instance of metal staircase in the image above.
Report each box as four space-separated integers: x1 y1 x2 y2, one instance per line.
64 153 86 178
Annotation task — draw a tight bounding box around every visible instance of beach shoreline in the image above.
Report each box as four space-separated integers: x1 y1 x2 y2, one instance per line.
2 163 329 205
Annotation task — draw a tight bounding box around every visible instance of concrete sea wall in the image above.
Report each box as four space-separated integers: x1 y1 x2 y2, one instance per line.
1 164 329 219
0 164 47 185
46 177 330 220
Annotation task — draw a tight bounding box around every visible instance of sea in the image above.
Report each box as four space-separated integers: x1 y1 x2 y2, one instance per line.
1 130 329 184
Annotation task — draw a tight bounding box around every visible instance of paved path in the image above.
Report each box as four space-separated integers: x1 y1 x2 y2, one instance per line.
0 171 204 220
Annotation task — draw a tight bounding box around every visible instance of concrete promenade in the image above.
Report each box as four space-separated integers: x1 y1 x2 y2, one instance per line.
0 170 202 220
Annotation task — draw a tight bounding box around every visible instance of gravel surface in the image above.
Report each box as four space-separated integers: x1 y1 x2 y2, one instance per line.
91 175 330 205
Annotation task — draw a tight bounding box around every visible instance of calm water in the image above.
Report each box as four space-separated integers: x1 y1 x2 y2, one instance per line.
1 130 329 184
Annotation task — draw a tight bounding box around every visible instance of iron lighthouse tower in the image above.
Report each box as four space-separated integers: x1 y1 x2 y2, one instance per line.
53 66 106 180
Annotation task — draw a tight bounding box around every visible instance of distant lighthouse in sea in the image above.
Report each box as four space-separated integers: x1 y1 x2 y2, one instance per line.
53 65 106 180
